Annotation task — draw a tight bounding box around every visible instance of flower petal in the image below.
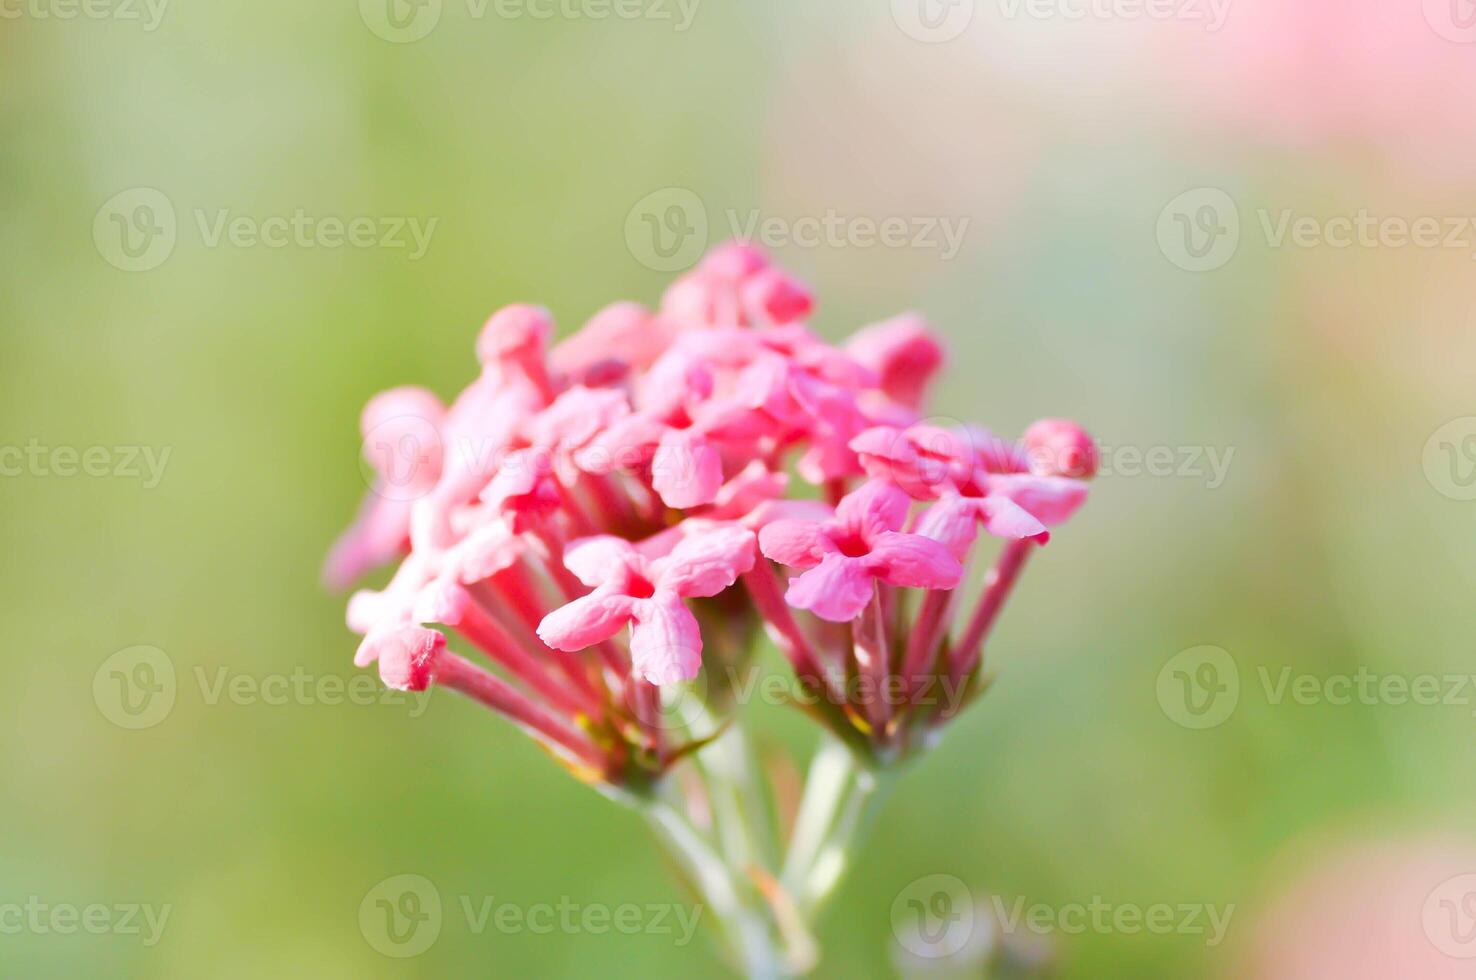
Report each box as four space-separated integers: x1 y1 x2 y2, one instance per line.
986 474 1089 526
651 428 723 509
536 589 636 651
657 523 757 597
916 496 983 560
978 495 1050 542
783 553 874 622
864 531 964 591
758 518 835 569
628 594 703 685
561 535 638 587
835 478 911 539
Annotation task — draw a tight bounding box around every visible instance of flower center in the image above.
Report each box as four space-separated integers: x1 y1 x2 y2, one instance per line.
833 531 871 558
627 574 657 599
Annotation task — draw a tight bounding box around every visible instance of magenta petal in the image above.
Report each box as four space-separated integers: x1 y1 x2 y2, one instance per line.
784 553 874 623
628 595 703 685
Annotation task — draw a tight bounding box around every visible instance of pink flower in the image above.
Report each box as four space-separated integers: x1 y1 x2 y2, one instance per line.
661 242 814 328
538 523 757 684
852 423 1090 558
549 301 678 384
1022 418 1099 480
323 386 447 589
843 313 945 413
758 479 962 622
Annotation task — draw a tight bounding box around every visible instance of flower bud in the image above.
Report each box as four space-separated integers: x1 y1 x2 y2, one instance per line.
1023 418 1098 479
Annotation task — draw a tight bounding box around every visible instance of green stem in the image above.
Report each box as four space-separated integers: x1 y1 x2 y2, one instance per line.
644 799 785 979
781 735 894 919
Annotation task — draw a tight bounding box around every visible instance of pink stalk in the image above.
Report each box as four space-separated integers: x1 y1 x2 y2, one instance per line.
900 587 953 695
471 576 595 699
949 539 1036 686
454 597 603 720
851 586 892 735
436 651 608 772
742 564 838 703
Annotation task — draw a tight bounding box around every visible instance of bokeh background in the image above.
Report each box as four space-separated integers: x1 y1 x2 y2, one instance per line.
5 1 1476 976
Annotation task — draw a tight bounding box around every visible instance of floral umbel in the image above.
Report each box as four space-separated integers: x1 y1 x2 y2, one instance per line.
327 244 1095 976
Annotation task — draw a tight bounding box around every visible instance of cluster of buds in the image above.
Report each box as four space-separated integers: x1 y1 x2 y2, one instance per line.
326 243 1095 784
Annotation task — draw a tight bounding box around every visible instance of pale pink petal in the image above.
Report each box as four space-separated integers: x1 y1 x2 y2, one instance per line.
705 460 787 521
656 523 757 597
758 518 836 569
916 496 984 560
783 553 875 623
986 474 1089 526
864 531 964 591
529 386 631 451
412 578 471 627
650 428 723 510
445 520 525 585
377 627 446 692
561 535 639 587
537 589 636 651
835 479 911 539
549 302 675 379
322 494 413 590
628 594 704 685
476 303 552 368
978 495 1050 542
744 498 833 531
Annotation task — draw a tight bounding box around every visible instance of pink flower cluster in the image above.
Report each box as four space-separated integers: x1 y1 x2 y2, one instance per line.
327 244 1094 779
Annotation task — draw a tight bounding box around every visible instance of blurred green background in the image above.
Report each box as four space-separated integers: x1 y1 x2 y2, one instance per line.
4 1 1476 977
